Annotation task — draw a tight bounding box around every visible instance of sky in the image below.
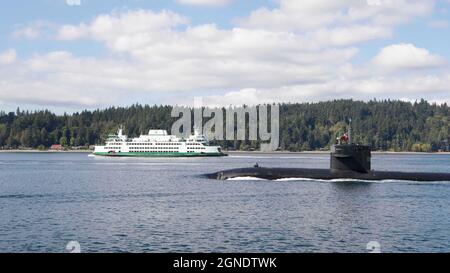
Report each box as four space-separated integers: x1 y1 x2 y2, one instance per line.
0 0 450 113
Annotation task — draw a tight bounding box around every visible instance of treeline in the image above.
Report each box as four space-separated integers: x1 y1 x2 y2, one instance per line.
0 99 449 152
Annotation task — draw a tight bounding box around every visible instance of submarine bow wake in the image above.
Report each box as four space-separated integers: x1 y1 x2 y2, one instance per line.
208 166 450 182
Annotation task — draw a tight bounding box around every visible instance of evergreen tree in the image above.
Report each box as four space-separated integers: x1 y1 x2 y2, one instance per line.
0 100 448 151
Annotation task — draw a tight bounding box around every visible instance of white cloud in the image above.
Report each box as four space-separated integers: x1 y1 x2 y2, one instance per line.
175 0 232 6
66 0 81 6
13 27 40 39
236 0 434 32
2 2 449 109
372 43 445 69
202 75 450 106
0 49 17 65
56 9 189 42
0 51 125 107
57 24 86 40
309 25 392 47
12 21 53 39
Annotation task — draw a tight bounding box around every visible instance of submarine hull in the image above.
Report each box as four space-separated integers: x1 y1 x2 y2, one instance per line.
208 167 450 182
207 144 450 182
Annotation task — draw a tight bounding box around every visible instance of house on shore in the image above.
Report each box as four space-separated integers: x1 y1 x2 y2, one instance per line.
50 144 63 151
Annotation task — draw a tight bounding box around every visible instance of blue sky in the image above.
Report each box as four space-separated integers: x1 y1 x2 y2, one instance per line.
0 0 450 113
1 0 274 58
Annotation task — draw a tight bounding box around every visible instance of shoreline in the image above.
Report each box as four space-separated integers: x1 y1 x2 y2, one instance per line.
1 150 449 155
227 151 450 155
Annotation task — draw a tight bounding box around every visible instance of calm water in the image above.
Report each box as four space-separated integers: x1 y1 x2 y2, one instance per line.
0 152 450 253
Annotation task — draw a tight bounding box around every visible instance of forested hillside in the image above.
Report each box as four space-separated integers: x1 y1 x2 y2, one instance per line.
0 99 448 152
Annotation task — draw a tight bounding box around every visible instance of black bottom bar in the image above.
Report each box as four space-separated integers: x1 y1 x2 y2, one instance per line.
2 253 449 272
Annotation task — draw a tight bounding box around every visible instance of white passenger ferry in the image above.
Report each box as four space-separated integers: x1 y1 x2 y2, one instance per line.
93 127 225 157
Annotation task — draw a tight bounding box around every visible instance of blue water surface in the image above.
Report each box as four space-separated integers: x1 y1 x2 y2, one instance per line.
0 152 449 253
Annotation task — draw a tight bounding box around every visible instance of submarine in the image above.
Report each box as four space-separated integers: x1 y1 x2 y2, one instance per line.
207 121 450 182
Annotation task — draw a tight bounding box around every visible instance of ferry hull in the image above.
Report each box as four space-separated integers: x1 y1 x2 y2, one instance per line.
93 152 227 157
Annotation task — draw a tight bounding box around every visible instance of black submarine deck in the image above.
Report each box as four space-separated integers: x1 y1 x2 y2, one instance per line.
208 167 450 181
207 144 450 182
